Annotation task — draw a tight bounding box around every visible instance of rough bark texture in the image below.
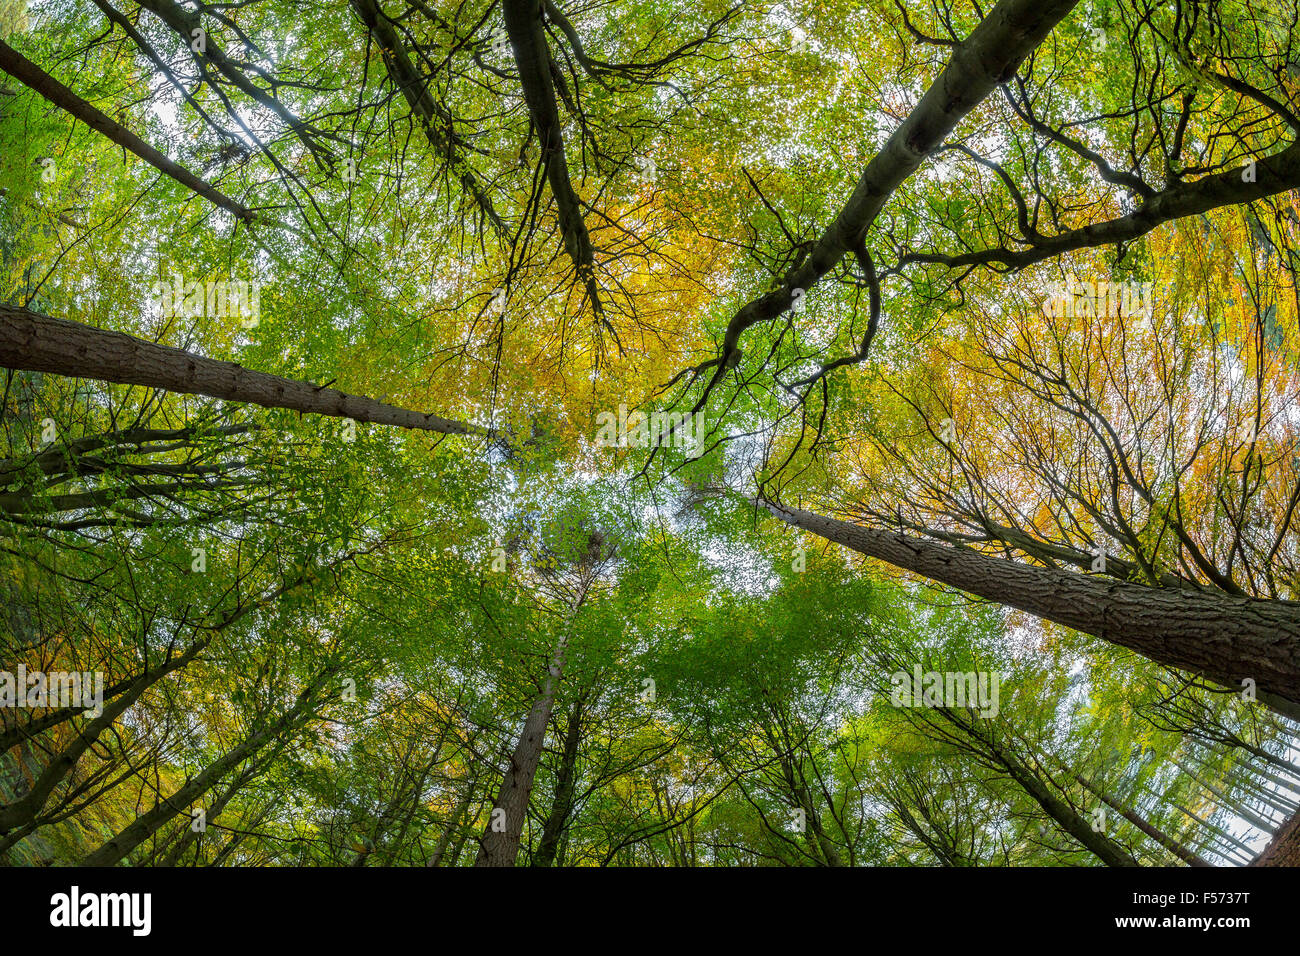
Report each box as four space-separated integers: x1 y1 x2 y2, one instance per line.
0 639 209 835
475 630 570 866
1253 809 1300 866
904 141 1300 272
502 0 602 313
0 305 484 436
762 499 1300 718
532 700 583 867
80 678 325 866
0 38 254 220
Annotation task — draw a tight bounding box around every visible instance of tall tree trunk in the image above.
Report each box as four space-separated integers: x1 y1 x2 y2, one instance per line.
350 0 506 236
775 753 842 866
761 499 1300 719
0 638 209 835
501 0 601 314
80 674 329 866
982 740 1138 866
0 305 484 436
531 699 583 867
474 628 572 867
158 754 271 866
1073 774 1211 866
0 38 253 220
918 705 1139 866
702 0 1080 384
1169 800 1255 861
1172 758 1276 834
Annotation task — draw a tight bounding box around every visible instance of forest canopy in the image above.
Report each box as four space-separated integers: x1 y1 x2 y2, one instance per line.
1 0 1300 869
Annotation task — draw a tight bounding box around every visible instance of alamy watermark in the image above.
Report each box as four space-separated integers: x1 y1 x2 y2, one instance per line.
150 272 263 328
889 666 1001 718
595 404 707 455
1 666 104 716
1042 274 1153 320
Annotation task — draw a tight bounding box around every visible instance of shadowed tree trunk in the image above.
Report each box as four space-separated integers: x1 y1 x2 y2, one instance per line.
350 0 506 236
501 0 602 316
1254 809 1300 866
1073 774 1211 867
532 698 584 867
695 0 1082 393
474 626 573 867
0 639 210 837
80 671 333 866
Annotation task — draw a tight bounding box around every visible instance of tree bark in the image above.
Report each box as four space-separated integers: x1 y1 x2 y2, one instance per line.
0 38 254 220
700 0 1081 385
531 699 583 867
761 499 1300 719
501 0 601 313
1253 808 1300 866
474 627 571 867
80 674 328 866
933 710 1140 866
0 305 485 436
350 0 506 236
427 777 477 867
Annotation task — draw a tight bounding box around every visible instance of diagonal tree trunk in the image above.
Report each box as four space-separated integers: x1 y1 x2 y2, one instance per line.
1253 808 1300 866
0 38 254 220
474 625 572 867
761 499 1300 720
80 671 331 866
501 0 603 317
0 638 210 835
695 0 1082 393
1073 774 1211 867
0 305 485 436
350 0 506 237
914 704 1141 866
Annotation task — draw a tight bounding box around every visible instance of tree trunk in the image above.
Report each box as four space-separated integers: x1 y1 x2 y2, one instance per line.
0 305 484 436
427 778 478 867
0 639 210 834
762 499 1300 719
0 38 253 220
983 740 1138 866
531 699 583 867
1253 808 1300 866
1074 774 1211 866
350 0 506 236
158 756 270 866
502 0 601 312
80 675 327 866
474 628 570 867
1172 758 1276 834
1169 801 1255 861
703 0 1080 381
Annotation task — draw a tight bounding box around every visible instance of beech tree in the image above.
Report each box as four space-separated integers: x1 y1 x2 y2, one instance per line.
3 0 1300 873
